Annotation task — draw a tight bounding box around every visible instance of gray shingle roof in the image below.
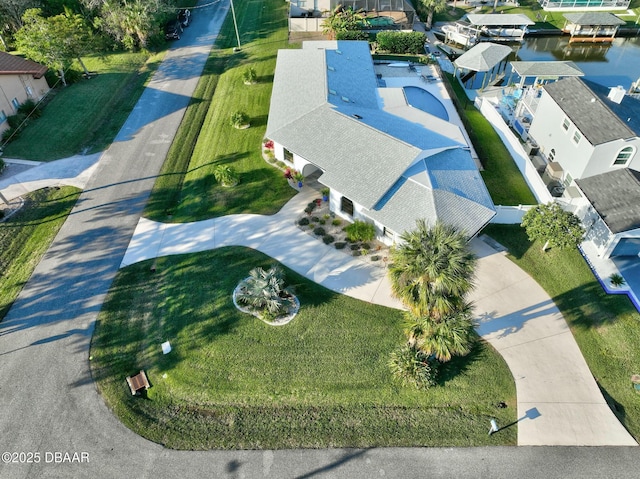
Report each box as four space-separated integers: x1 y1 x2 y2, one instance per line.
466 13 534 26
266 40 495 237
542 77 637 145
563 12 625 26
454 43 513 72
576 168 640 234
510 61 583 78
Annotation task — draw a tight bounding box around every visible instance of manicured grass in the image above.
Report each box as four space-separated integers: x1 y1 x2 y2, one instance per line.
0 187 81 321
444 73 537 206
144 0 296 222
91 247 516 449
2 51 163 161
484 224 640 441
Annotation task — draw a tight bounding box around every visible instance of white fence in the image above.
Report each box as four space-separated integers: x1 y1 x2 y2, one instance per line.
289 17 325 32
490 204 534 224
475 96 553 204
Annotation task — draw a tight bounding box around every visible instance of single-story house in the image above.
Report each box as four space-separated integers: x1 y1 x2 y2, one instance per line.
265 40 495 244
0 51 49 133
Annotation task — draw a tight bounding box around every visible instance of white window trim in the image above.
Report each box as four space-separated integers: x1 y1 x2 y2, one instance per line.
572 130 582 145
612 145 635 166
562 117 570 132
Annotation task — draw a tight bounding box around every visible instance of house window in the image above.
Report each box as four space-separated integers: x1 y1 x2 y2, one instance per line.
563 173 573 187
0 110 6 123
572 130 582 144
613 146 635 166
548 148 555 162
562 117 570 131
340 196 354 216
25 86 33 98
283 148 293 163
11 98 19 111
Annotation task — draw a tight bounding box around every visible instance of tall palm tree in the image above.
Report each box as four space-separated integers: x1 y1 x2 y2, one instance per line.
388 220 476 319
403 306 475 362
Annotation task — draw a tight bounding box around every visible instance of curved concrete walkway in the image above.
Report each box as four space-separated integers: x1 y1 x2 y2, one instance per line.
122 190 637 447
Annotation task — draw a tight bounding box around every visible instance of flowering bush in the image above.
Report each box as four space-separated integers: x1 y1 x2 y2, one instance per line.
284 168 293 179
263 139 274 149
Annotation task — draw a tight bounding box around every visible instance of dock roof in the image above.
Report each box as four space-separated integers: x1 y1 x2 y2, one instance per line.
563 12 625 26
510 61 583 79
466 13 534 26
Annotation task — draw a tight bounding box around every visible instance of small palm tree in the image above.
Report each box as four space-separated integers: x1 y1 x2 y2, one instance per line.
388 219 476 319
243 67 257 84
236 266 292 316
230 111 249 129
403 306 475 362
213 165 239 187
388 344 436 389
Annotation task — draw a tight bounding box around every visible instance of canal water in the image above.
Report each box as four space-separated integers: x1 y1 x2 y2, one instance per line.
513 35 640 90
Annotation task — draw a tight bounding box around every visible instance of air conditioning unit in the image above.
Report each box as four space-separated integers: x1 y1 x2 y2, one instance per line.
524 141 539 156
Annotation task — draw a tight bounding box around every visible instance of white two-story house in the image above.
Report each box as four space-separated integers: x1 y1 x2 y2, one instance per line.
527 76 640 258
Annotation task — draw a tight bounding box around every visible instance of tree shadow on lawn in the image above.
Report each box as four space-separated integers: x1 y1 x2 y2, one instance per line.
435 338 483 387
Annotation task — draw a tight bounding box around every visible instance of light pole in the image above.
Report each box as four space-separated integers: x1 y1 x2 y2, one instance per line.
230 0 241 51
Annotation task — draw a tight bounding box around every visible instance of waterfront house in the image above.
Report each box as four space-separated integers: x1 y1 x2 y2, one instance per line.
265 40 495 243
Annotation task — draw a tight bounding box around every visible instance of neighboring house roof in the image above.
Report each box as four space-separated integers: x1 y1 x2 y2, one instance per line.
0 51 47 79
542 77 639 145
266 40 495 237
563 12 625 26
576 168 640 234
466 14 534 26
453 43 512 72
510 61 583 79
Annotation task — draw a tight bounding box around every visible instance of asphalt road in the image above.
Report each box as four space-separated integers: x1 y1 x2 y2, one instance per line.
0 2 639 478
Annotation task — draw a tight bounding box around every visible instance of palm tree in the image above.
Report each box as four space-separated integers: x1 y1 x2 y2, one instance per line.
419 0 448 30
388 344 436 389
403 306 475 362
388 220 476 319
236 266 292 316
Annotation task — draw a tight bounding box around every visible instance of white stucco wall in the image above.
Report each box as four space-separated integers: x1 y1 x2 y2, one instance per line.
581 138 640 178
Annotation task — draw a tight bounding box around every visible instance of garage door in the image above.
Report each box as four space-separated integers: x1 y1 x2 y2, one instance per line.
610 238 640 257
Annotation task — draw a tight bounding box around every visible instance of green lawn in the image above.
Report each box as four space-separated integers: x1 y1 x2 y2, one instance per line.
2 51 163 161
0 187 80 321
144 0 296 222
484 224 640 441
91 247 516 449
444 73 537 206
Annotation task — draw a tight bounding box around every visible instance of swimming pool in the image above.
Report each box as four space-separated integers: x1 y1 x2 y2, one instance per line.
403 86 449 121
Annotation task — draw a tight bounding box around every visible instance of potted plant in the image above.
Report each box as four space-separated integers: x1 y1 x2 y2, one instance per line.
293 170 304 188
321 187 330 202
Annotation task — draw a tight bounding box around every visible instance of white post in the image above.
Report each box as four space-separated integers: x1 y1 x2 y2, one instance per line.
230 0 241 51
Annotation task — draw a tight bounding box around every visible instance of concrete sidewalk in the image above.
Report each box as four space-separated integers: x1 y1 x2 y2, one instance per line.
121 190 637 447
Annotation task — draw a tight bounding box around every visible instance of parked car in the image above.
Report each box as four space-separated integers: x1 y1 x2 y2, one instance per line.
164 19 183 40
178 9 191 28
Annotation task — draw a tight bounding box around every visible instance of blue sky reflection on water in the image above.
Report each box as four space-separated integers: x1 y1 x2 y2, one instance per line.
513 35 640 90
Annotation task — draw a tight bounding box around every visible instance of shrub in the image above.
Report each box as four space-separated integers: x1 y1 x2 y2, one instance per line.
298 217 310 226
332 218 342 226
610 273 625 287
322 234 335 244
319 219 326 225
323 214 331 220
1 127 19 143
17 99 41 118
307 202 317 210
335 242 346 250
352 250 361 256
243 66 257 84
371 255 380 261
230 111 249 128
311 216 320 223
350 244 360 251
376 31 426 54
336 30 370 41
7 113 26 130
389 345 437 389
313 227 325 236
235 266 293 316
345 220 375 242
304 206 313 215
361 248 369 256
361 243 371 250
213 165 239 186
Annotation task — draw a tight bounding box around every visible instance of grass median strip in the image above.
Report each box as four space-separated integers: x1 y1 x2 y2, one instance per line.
0 187 81 321
91 247 517 449
485 224 640 441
